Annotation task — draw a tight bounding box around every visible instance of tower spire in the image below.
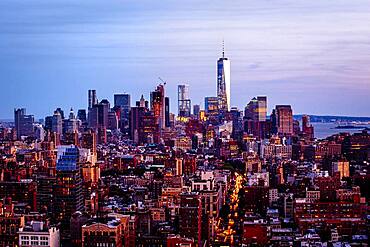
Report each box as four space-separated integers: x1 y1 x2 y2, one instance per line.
222 39 225 58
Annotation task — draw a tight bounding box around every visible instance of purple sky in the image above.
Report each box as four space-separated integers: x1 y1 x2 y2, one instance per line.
1 0 370 119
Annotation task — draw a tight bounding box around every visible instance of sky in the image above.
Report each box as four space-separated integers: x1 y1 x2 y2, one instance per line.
0 0 370 119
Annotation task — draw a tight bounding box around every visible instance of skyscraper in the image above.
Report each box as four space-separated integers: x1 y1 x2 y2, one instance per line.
243 96 269 139
77 109 87 123
217 45 231 112
275 105 293 136
14 108 34 139
98 99 110 129
114 93 131 131
302 114 314 139
193 104 200 118
130 106 145 144
107 111 119 130
151 84 166 130
88 99 110 129
136 94 148 108
54 145 83 238
88 90 97 109
205 96 219 121
230 107 243 140
165 96 170 128
51 110 63 136
178 84 191 117
244 96 267 122
114 93 130 109
88 90 98 129
62 108 79 134
55 108 65 120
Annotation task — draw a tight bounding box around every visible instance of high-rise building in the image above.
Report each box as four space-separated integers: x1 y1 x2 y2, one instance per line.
257 96 267 121
165 96 170 128
52 110 63 136
107 111 119 130
14 108 34 139
332 161 350 179
88 106 98 129
36 176 56 214
34 124 45 141
130 106 145 144
88 100 110 129
151 84 166 130
88 90 98 129
275 105 293 136
44 116 53 131
243 96 269 139
114 94 131 131
62 108 78 134
54 145 84 238
229 107 243 140
142 111 159 144
217 46 231 112
98 99 110 128
244 96 267 122
88 90 97 109
270 109 278 134
114 93 130 110
193 104 200 118
77 109 87 123
178 84 191 117
205 97 219 116
130 99 159 145
55 108 65 120
130 94 161 144
136 94 148 108
302 114 314 139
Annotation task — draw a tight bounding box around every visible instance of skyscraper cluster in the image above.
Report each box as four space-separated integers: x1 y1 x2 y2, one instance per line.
0 48 369 247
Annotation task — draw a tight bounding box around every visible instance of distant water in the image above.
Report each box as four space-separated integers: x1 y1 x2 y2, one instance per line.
312 122 370 139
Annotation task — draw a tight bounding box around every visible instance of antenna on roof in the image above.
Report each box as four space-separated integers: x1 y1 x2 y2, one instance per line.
222 39 225 58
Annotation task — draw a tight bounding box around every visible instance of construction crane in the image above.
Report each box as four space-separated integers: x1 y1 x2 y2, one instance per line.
158 77 167 86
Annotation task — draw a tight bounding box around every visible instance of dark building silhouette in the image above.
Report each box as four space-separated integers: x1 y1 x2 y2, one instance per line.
114 93 131 132
14 108 34 139
54 146 83 241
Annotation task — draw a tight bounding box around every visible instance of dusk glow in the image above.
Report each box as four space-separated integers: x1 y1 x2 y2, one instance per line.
0 2 369 246
1 0 370 118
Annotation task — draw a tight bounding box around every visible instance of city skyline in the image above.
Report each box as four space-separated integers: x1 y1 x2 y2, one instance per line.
1 0 370 119
1 2 370 245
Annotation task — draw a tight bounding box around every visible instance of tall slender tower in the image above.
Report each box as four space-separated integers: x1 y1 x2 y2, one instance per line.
88 90 97 109
217 42 231 112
